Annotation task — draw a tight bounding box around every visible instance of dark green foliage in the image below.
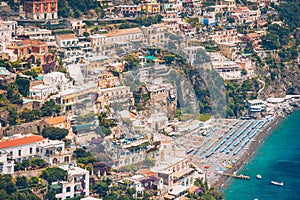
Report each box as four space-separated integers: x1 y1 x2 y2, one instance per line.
186 178 223 200
261 33 279 50
57 0 104 18
6 84 22 105
164 54 176 65
119 23 138 29
74 148 96 164
41 100 61 117
24 70 38 79
227 17 235 23
276 1 300 31
0 174 39 200
93 181 109 197
20 108 41 122
16 176 28 188
124 54 140 71
45 189 58 200
8 108 18 125
42 127 68 140
40 167 67 184
134 14 163 27
241 68 248 76
83 31 90 37
16 75 30 97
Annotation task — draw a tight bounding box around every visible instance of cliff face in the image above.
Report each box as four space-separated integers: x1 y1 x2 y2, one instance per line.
258 62 300 99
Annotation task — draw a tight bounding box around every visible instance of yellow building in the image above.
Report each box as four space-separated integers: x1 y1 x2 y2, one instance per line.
141 3 160 14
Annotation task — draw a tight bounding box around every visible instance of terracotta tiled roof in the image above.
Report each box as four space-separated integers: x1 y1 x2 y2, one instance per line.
0 135 44 149
21 39 46 45
247 33 260 38
188 185 199 193
139 169 155 177
44 116 66 125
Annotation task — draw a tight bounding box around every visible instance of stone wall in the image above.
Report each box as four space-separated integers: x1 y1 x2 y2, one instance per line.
0 120 45 138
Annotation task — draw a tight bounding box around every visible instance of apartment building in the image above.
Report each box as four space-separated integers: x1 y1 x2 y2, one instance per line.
0 134 72 174
141 24 167 45
7 39 53 65
231 6 261 23
56 34 79 49
141 3 160 14
51 164 89 200
208 29 238 44
115 5 141 15
183 46 206 65
20 26 52 40
151 155 199 199
97 85 133 110
218 43 237 60
90 28 145 53
23 0 58 20
55 82 98 113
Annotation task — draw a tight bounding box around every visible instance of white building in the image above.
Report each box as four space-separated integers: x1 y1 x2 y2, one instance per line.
51 164 90 200
90 28 145 54
0 150 14 174
151 155 200 199
56 34 79 49
0 27 11 50
141 24 167 45
183 46 206 66
29 84 58 100
43 71 73 92
0 134 72 174
37 139 72 166
119 175 163 196
20 26 52 40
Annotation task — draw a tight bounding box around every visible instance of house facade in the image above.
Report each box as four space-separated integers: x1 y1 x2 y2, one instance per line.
23 0 58 20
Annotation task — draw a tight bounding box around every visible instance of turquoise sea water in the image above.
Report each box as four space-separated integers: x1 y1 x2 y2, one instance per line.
224 111 300 200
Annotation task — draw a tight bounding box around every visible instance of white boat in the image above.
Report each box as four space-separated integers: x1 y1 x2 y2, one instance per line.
271 181 284 186
256 174 262 179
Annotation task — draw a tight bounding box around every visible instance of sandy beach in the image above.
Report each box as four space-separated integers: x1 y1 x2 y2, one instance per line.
213 103 300 191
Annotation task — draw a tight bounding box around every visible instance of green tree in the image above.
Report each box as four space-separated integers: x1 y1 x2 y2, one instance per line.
6 84 22 105
42 127 68 140
16 75 30 97
83 31 90 37
262 33 280 50
5 182 17 195
241 68 248 76
8 108 18 125
45 189 58 200
93 181 109 197
29 176 39 186
16 176 28 188
124 54 140 71
20 108 41 122
24 70 38 79
30 158 47 168
41 100 61 117
40 167 67 184
227 17 235 23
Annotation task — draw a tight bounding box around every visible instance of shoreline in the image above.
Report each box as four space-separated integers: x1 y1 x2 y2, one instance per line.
213 106 300 192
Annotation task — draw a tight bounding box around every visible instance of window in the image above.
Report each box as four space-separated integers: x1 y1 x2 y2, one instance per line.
66 187 71 192
30 148 33 154
18 150 21 156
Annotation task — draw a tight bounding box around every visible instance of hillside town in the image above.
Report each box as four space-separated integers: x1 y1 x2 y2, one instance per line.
0 0 299 199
